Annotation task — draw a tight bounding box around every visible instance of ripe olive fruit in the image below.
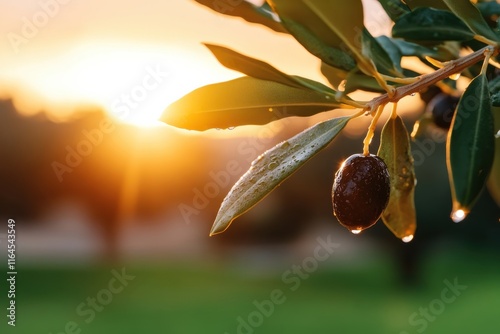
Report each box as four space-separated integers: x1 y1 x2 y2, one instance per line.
427 93 460 129
418 85 442 105
332 154 390 233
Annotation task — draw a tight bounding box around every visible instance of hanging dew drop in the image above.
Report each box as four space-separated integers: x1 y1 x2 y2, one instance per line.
451 209 467 223
449 73 461 80
402 235 414 243
227 126 235 130
351 229 362 235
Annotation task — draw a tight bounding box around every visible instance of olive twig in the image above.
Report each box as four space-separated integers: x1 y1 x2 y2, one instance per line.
366 45 498 114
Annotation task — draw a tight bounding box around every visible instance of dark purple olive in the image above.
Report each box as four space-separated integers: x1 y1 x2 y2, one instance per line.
332 154 390 233
428 93 460 129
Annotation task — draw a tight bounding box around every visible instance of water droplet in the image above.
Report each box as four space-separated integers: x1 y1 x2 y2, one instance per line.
351 229 362 235
268 108 273 112
338 80 347 92
215 128 222 131
325 95 331 100
451 209 467 223
402 235 414 243
449 73 461 80
227 126 235 130
410 93 416 96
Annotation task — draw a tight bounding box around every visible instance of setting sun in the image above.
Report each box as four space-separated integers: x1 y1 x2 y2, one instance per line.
1 41 239 127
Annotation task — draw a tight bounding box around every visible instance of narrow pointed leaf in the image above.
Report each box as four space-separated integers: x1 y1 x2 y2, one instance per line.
161 77 344 131
477 2 500 19
269 0 377 75
194 0 287 33
377 114 417 241
390 39 453 61
204 43 338 94
210 116 351 235
363 30 402 76
489 75 500 107
268 0 361 50
320 62 348 89
447 74 495 219
487 107 500 206
278 17 356 72
375 36 403 74
344 72 385 94
393 8 475 41
442 0 500 43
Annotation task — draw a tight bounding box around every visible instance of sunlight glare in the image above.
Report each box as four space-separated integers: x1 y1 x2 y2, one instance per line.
4 41 236 127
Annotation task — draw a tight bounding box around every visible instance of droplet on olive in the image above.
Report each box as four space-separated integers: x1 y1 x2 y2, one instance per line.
427 93 460 129
332 154 390 233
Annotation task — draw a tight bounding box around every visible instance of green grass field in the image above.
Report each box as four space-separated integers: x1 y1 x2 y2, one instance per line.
3 247 500 334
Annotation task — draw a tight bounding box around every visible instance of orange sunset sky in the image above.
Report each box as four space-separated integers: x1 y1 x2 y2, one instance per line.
0 0 393 126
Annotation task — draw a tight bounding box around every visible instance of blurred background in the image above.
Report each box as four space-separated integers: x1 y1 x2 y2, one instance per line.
0 0 499 333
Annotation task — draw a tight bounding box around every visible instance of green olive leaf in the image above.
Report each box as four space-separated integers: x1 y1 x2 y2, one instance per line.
489 75 500 107
204 43 337 93
361 29 402 77
210 116 351 235
392 8 475 42
344 72 385 94
477 2 500 19
268 0 363 51
374 35 403 74
442 0 500 43
404 0 499 42
377 114 417 241
161 77 346 131
487 107 500 206
269 0 378 77
447 74 495 221
320 62 349 89
194 0 287 33
278 17 356 72
390 39 453 61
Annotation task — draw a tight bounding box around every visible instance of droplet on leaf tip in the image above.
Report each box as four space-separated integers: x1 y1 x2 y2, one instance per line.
402 235 414 243
449 73 460 81
451 209 467 223
351 229 362 235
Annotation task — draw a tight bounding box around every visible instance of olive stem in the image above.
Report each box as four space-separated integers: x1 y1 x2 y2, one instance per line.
365 45 499 113
480 47 495 75
363 103 385 156
390 103 398 120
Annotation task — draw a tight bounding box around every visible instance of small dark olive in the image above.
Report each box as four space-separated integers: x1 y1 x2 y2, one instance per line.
428 93 460 129
332 154 390 233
